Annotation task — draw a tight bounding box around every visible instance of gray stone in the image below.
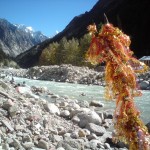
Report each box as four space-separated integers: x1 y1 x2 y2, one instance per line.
9 105 18 117
60 110 70 118
0 108 8 116
49 134 63 143
1 119 14 132
96 111 104 121
70 131 79 139
99 131 112 143
56 139 82 150
23 134 32 142
104 143 111 149
12 138 22 149
22 142 34 149
0 80 10 90
83 129 90 136
90 100 104 107
78 100 89 108
139 80 149 90
59 101 68 107
116 141 128 149
6 137 14 146
15 124 25 131
2 99 14 110
71 116 80 124
102 119 113 129
89 139 99 149
104 109 114 119
2 143 10 150
58 129 66 136
85 123 106 136
43 103 60 115
37 139 49 150
77 111 102 128
51 94 60 99
87 133 97 141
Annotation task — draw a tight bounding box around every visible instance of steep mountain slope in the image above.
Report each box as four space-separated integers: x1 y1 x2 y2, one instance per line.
16 0 150 68
15 24 47 43
0 19 48 57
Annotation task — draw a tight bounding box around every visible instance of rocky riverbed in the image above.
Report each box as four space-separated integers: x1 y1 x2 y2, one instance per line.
1 64 150 90
0 67 150 150
0 65 150 150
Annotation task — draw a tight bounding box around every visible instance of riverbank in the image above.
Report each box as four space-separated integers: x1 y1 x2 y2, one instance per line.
0 66 150 149
0 69 150 150
0 64 150 89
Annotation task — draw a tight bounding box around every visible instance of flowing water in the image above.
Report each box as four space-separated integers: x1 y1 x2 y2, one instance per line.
14 77 150 124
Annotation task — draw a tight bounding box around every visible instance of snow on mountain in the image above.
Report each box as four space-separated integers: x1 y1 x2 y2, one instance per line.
0 19 48 57
15 24 34 35
26 26 34 32
14 24 48 42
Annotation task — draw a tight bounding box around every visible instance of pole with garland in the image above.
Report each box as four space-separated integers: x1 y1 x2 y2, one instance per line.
86 16 150 150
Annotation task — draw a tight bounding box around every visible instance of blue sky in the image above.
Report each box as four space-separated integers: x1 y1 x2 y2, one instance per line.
0 0 98 37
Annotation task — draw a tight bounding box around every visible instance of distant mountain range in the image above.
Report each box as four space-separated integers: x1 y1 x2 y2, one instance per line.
0 18 48 57
16 0 150 68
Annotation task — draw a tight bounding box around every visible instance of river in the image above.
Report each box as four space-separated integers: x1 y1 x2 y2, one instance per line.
14 77 150 124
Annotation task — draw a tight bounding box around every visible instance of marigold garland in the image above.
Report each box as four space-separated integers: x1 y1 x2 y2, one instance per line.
86 23 150 150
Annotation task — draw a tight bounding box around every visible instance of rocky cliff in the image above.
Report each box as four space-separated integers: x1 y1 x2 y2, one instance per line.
0 19 48 57
16 0 150 68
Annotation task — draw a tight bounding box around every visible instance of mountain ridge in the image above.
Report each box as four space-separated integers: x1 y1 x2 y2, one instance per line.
16 0 150 68
0 18 48 57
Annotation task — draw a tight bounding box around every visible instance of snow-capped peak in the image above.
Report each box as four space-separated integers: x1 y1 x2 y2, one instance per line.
14 23 48 41
14 24 35 34
26 26 34 32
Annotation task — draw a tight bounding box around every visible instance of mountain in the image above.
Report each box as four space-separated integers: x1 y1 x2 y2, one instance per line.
16 0 150 68
0 19 48 57
14 24 47 43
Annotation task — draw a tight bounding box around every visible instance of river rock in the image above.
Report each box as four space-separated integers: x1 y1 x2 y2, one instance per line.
9 105 18 117
146 122 150 133
78 129 86 137
56 139 83 150
37 139 49 150
85 123 106 136
77 111 102 128
60 110 70 118
89 100 104 107
99 131 112 143
87 133 97 141
22 142 34 149
139 80 149 90
43 103 60 115
0 80 10 90
2 99 14 110
103 109 114 119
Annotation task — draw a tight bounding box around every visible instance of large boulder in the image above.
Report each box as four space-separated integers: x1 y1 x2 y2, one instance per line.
76 111 102 128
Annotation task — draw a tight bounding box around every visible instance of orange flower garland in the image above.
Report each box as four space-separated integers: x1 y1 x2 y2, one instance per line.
86 23 150 150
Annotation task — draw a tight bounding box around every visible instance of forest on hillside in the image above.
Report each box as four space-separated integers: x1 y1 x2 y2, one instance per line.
39 33 92 67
